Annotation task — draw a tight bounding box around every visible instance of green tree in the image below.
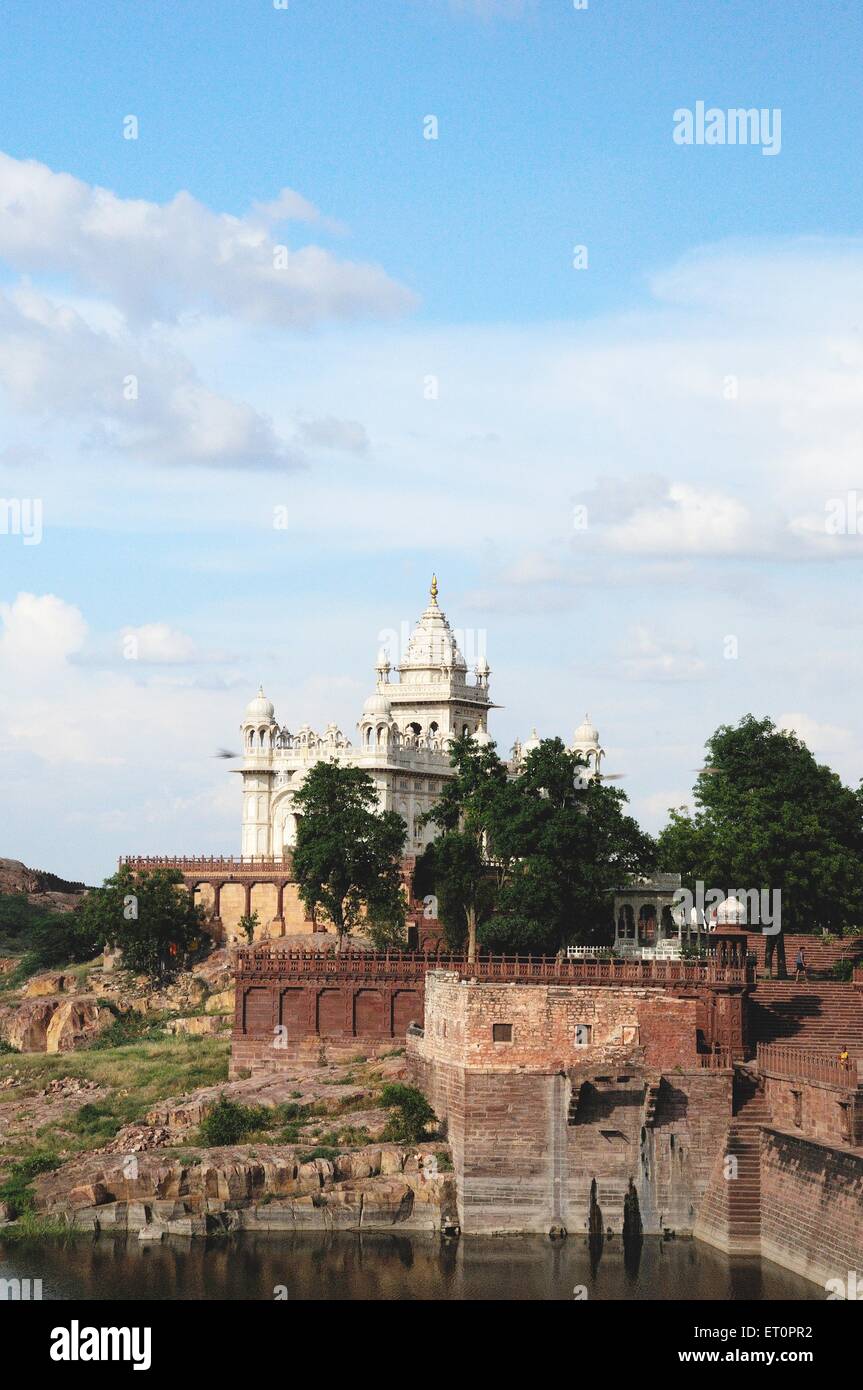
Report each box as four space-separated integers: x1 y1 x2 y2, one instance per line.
483 739 655 953
424 734 654 957
656 715 863 973
76 865 204 982
422 734 517 960
292 761 407 951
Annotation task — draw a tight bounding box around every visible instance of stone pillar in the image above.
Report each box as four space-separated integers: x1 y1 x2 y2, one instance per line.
244 882 252 916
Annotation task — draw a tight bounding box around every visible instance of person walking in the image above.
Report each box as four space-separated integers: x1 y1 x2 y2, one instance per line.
794 945 807 982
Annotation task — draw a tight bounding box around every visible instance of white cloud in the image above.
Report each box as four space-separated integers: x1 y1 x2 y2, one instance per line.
118 624 198 664
777 712 854 756
0 285 302 469
605 484 757 556
297 415 369 454
0 592 87 671
619 626 707 683
0 152 415 328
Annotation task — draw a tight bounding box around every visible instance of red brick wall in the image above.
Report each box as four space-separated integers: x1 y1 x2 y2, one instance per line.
760 1130 863 1287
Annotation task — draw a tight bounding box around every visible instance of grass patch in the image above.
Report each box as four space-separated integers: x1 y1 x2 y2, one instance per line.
0 1034 229 1168
0 1212 83 1241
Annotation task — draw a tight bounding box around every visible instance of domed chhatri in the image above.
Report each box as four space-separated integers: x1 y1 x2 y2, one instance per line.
244 685 275 721
236 579 606 856
573 713 599 746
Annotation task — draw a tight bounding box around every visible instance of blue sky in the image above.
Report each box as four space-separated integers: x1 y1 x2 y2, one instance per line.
1 0 862 881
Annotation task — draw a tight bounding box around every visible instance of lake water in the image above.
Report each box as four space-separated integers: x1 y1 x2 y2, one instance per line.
0 1232 823 1301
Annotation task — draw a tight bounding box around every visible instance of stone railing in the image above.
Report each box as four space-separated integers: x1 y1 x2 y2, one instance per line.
120 855 290 870
234 948 751 987
234 947 447 980
456 955 751 986
757 1043 859 1088
697 1051 734 1069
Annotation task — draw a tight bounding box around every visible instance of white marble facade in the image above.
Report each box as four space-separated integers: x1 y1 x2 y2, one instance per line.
238 578 605 856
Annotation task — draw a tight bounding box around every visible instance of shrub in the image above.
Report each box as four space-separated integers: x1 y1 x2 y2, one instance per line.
435 1150 454 1172
297 1146 339 1164
0 1152 61 1219
832 958 854 982
379 1083 437 1144
198 1094 272 1146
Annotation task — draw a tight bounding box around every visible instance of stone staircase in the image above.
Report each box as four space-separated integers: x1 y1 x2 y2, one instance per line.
692 1067 766 1256
724 1070 767 1254
748 981 863 1055
746 933 863 979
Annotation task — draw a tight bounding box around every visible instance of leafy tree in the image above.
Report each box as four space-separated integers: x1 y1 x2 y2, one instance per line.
422 734 517 960
484 739 655 952
424 734 654 957
292 761 407 951
656 715 863 973
76 865 204 982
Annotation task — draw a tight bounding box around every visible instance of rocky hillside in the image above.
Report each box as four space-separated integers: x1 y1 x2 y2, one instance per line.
0 858 89 913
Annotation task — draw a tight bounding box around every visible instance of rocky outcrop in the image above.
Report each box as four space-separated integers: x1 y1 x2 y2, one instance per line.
0 995 112 1052
23 972 74 998
45 999 113 1053
31 1144 457 1236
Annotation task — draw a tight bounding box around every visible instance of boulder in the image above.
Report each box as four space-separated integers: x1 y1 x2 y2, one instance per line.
205 988 235 1015
45 999 112 1053
23 973 68 998
164 1015 223 1037
4 999 60 1051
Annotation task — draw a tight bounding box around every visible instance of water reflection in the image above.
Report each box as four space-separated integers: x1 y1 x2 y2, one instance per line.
0 1232 822 1301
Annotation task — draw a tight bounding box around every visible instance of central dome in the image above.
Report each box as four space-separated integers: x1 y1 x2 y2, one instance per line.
399 576 466 675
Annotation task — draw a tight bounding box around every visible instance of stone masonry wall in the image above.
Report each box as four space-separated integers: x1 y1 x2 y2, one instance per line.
760 1129 863 1287
417 972 702 1072
763 1072 863 1148
408 975 732 1234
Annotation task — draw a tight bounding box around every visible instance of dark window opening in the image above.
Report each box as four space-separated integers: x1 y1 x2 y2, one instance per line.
493 1023 513 1043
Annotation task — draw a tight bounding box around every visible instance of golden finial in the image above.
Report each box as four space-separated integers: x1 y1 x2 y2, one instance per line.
430 573 438 603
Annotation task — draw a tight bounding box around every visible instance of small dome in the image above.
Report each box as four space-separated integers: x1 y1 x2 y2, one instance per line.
522 728 541 755
474 725 492 745
362 691 392 717
715 895 746 925
573 713 599 746
244 685 275 721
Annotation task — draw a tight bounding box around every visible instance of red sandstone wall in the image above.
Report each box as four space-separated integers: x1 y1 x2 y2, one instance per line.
760 1130 863 1288
763 1073 863 1148
417 973 702 1072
